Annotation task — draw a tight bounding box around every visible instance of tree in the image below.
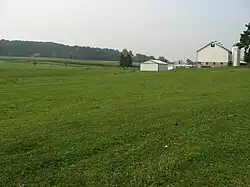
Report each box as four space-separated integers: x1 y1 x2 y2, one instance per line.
186 59 194 65
128 50 133 58
122 49 129 57
33 60 37 68
119 53 126 69
126 50 133 68
0 39 122 61
149 56 156 60
158 56 169 63
120 49 134 69
236 22 250 63
0 39 160 65
126 54 133 68
134 53 149 62
158 56 165 61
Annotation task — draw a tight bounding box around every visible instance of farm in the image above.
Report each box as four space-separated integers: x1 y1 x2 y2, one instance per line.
1 60 250 186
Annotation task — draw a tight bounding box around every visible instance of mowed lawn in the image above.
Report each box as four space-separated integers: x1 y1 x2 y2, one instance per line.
1 64 250 186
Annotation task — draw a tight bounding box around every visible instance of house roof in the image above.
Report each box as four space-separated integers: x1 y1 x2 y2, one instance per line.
167 60 187 65
197 42 232 53
240 61 247 64
173 60 187 64
142 59 168 65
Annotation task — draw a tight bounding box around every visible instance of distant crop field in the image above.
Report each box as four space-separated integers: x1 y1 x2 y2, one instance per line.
0 66 250 186
0 56 119 67
0 61 66 69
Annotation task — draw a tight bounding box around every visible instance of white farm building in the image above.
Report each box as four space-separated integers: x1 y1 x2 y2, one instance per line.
197 41 232 68
140 60 173 71
171 60 194 68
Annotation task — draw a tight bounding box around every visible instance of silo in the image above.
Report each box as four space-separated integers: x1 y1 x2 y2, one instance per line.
232 46 241 67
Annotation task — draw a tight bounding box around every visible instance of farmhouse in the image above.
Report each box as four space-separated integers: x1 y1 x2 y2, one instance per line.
197 41 232 68
166 60 194 69
140 60 171 71
172 60 186 68
171 60 194 68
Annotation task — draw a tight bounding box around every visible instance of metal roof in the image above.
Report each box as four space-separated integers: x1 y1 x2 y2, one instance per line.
171 60 187 65
197 41 232 53
240 61 247 64
142 59 168 65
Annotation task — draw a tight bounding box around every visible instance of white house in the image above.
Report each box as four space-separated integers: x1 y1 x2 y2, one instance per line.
140 60 170 71
197 41 232 68
168 60 194 68
172 60 189 68
173 60 186 67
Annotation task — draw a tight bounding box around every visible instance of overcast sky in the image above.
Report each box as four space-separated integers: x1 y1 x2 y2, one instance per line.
1 0 249 61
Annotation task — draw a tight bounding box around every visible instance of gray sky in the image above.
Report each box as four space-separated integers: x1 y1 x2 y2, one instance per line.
1 0 250 61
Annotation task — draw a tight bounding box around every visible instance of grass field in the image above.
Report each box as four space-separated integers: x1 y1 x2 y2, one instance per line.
0 56 119 67
1 61 250 186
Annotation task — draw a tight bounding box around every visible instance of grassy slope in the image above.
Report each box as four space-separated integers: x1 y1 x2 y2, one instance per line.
0 64 250 186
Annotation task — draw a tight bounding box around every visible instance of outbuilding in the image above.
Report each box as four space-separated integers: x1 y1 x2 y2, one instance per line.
140 60 169 72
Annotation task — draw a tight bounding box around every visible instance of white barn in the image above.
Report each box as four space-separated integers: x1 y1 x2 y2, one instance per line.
197 41 232 68
140 60 170 71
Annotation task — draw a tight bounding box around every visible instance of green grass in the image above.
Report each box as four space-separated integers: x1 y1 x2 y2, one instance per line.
1 62 250 186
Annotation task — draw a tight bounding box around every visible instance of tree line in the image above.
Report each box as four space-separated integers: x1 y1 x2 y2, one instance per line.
118 49 171 69
0 39 167 63
1 23 249 65
237 22 250 64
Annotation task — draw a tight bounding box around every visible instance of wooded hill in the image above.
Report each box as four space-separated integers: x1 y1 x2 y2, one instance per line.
0 39 156 62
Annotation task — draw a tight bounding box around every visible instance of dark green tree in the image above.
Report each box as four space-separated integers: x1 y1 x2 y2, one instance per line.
126 54 133 68
0 39 160 65
33 60 37 68
149 56 156 60
158 56 165 61
127 50 133 68
134 53 149 62
122 49 129 57
236 22 250 63
158 56 169 63
119 53 126 69
0 39 121 61
128 50 133 58
186 59 194 65
120 49 133 69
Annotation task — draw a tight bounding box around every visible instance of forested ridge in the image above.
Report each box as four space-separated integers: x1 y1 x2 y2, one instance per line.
0 39 156 62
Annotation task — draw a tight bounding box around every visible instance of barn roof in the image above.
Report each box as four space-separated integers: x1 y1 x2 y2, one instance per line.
142 60 167 64
197 42 232 53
